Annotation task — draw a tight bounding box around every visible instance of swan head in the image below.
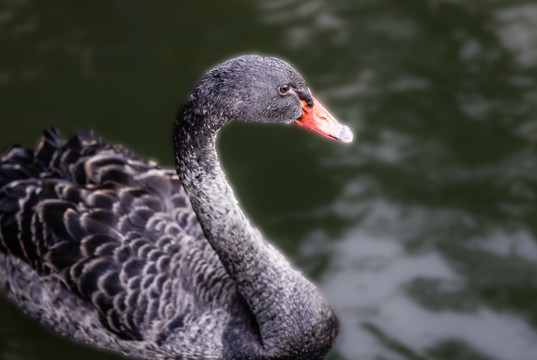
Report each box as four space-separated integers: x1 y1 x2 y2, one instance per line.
189 55 353 143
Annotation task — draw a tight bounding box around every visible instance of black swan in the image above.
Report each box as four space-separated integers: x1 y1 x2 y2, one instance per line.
0 55 353 360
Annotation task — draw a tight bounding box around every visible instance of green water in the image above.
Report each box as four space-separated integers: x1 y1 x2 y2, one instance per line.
2 1 537 359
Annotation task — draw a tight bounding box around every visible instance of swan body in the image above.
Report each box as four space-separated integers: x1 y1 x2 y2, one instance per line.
0 55 351 360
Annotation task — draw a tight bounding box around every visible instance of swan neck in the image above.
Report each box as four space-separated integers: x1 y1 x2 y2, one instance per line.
174 107 260 275
173 105 337 355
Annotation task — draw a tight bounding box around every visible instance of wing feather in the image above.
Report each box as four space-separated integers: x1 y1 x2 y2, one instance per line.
0 129 229 346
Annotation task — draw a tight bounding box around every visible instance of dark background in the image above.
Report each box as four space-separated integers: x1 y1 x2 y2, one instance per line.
1 1 537 359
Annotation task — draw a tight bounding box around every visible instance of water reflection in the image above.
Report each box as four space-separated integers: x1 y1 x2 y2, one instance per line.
315 200 537 359
287 1 537 359
1 0 537 360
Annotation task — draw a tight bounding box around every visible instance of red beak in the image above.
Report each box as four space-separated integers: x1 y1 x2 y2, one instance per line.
295 96 353 143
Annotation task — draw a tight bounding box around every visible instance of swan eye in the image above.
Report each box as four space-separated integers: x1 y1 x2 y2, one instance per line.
279 84 290 94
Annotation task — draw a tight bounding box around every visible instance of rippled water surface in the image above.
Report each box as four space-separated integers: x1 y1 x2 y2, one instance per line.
2 1 537 359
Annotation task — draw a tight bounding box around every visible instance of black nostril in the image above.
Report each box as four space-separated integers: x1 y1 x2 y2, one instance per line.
294 89 313 107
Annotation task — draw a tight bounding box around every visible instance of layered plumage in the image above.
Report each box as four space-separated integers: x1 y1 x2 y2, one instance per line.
0 129 242 358
0 55 343 360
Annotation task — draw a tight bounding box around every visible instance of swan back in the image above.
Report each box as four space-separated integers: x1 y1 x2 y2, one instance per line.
0 129 245 358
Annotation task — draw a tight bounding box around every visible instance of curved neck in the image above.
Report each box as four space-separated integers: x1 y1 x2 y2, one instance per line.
173 105 337 356
173 107 263 277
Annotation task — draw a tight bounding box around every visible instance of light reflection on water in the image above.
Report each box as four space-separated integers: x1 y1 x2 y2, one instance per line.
1 1 537 360
314 198 537 359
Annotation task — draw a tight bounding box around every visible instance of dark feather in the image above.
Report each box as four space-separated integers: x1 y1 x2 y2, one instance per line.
0 129 218 349
39 200 78 241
